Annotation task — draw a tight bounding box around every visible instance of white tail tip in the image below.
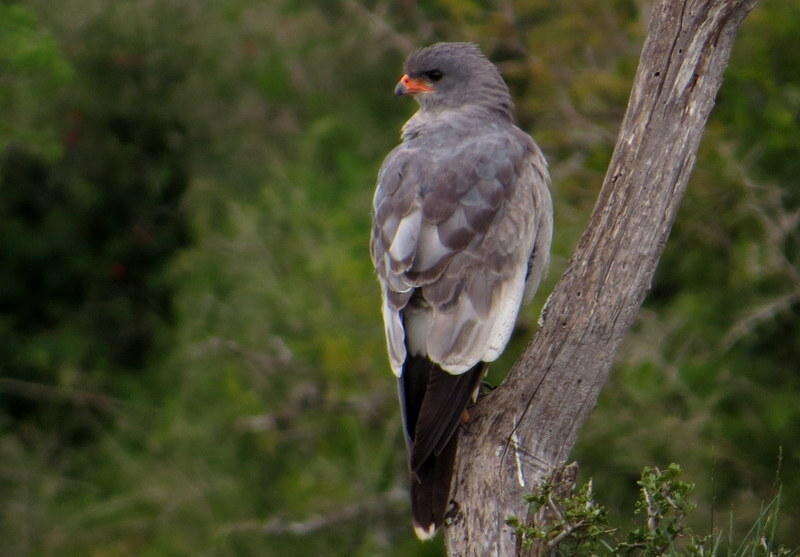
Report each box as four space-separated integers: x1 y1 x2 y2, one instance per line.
413 522 437 540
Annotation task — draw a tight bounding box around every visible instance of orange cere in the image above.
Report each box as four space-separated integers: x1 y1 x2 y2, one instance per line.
399 74 433 94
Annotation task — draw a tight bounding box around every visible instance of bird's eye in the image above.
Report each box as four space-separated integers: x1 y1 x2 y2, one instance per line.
424 69 443 82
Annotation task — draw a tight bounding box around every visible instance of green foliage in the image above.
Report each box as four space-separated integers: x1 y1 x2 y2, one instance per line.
508 465 795 556
0 0 190 414
0 3 73 158
624 465 699 554
507 478 614 554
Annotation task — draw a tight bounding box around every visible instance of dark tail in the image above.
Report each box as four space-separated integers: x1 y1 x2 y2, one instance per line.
398 356 485 539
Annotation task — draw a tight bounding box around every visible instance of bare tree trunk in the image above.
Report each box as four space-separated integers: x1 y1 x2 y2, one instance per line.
444 1 758 555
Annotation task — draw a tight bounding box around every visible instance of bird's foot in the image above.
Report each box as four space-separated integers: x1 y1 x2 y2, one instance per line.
479 380 497 396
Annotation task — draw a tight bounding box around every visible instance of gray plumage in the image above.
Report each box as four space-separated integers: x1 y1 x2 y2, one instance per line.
370 42 553 539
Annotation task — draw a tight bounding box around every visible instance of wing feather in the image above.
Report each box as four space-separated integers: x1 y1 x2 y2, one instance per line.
388 210 422 272
371 129 551 376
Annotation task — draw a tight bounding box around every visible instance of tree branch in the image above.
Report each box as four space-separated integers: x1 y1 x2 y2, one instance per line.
444 1 758 554
0 377 124 414
218 488 405 537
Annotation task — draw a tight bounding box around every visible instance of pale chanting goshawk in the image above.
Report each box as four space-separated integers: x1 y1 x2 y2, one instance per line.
369 42 552 540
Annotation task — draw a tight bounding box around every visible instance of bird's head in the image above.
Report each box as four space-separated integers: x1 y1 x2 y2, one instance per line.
395 42 513 119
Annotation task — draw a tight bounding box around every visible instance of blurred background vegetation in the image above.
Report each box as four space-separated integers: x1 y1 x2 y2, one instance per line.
1 0 798 555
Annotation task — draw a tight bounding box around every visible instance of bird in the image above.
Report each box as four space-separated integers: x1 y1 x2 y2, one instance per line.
369 42 552 540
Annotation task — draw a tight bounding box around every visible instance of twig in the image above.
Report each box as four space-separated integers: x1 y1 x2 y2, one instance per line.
723 292 800 350
546 494 566 524
643 486 659 533
0 377 124 414
343 1 415 53
715 141 800 350
218 488 405 536
190 336 294 377
234 389 392 433
548 520 586 549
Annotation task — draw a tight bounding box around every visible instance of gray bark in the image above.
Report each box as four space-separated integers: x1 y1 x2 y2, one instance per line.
443 1 758 555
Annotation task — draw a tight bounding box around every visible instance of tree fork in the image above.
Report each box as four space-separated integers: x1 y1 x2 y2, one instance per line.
444 1 759 554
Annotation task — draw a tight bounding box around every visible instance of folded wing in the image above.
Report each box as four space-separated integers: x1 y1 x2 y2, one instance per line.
370 129 551 376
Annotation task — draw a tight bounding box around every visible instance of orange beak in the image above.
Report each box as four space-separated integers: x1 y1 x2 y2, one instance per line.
395 74 434 96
